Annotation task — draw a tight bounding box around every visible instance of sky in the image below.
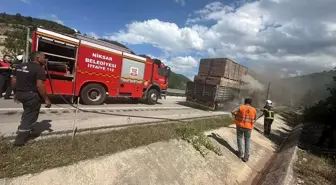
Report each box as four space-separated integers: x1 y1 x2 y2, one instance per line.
2 0 336 79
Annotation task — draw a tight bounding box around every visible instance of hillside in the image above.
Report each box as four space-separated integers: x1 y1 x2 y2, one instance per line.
271 70 335 106
168 71 191 90
0 13 76 34
0 13 190 90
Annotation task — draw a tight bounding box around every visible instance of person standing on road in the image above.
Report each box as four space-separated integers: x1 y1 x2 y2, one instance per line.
11 51 51 147
231 98 257 162
0 55 13 99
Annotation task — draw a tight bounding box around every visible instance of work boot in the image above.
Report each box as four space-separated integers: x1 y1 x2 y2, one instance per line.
13 132 31 147
263 132 270 137
237 151 243 159
242 154 250 162
12 139 36 148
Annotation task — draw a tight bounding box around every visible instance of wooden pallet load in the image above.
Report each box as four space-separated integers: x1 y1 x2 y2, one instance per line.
209 58 235 79
205 77 241 89
194 58 249 88
194 74 206 83
197 58 212 75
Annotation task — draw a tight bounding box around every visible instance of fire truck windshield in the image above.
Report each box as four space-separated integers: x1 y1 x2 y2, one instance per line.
158 66 166 77
158 65 170 77
165 66 170 77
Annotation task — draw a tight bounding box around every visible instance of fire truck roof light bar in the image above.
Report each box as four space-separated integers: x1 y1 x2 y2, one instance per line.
37 28 80 44
81 40 122 55
123 52 146 62
44 52 76 61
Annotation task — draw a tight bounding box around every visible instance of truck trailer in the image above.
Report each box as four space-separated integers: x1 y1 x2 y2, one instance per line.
185 58 250 111
31 27 170 105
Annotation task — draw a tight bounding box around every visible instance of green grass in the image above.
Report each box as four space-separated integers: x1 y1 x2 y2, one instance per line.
0 116 233 179
294 150 336 185
176 124 223 156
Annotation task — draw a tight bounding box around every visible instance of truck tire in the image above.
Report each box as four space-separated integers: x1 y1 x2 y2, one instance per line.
147 89 159 105
80 83 107 105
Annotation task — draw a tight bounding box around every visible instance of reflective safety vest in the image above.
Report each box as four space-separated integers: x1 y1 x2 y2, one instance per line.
234 105 257 130
263 108 275 120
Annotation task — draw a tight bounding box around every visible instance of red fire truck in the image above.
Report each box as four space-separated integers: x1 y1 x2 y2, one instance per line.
31 27 170 105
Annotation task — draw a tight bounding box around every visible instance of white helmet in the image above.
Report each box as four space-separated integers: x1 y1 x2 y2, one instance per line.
266 100 272 105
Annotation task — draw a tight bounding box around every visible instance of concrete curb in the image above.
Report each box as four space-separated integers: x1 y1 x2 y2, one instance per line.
282 146 298 185
260 124 302 185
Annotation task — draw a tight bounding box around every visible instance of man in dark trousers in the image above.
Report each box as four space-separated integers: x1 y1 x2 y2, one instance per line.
259 100 275 136
11 51 51 147
0 55 13 99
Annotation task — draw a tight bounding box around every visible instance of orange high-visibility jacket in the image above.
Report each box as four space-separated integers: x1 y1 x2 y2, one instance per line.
234 105 257 130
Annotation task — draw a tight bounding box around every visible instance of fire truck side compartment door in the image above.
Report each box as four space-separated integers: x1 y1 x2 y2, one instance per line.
119 57 146 97
120 58 145 82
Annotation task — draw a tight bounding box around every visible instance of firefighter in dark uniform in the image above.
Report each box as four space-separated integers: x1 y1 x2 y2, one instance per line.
259 100 275 136
11 51 51 147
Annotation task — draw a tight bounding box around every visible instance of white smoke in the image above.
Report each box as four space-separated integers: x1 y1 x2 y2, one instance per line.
241 75 265 93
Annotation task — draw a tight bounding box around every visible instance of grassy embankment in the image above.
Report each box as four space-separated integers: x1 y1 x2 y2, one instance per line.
0 116 232 178
294 150 336 185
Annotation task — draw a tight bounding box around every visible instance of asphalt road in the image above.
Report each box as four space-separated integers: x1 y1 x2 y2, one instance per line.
0 96 230 137
0 96 186 110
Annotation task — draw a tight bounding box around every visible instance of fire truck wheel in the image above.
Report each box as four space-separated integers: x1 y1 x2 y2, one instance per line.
147 89 159 105
80 84 107 105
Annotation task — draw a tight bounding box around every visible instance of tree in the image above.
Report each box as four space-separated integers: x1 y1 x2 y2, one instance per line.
303 68 336 123
27 16 33 22
3 29 26 58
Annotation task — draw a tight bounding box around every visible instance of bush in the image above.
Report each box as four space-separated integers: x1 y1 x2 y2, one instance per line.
303 68 336 124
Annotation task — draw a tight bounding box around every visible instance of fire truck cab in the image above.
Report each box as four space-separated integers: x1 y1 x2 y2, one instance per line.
31 27 170 105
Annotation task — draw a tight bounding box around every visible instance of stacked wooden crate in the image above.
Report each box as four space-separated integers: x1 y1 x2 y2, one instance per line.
194 58 249 89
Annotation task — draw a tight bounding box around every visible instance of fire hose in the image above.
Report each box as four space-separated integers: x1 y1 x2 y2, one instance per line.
45 62 79 109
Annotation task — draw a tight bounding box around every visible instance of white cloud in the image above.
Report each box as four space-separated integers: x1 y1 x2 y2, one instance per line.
107 0 336 77
187 2 234 24
167 56 198 74
51 14 64 25
106 19 203 53
147 55 198 80
175 0 186 6
87 32 99 39
170 56 198 79
38 3 44 9
20 0 31 4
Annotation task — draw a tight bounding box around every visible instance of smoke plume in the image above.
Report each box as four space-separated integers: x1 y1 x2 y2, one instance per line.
241 75 265 93
235 75 266 108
